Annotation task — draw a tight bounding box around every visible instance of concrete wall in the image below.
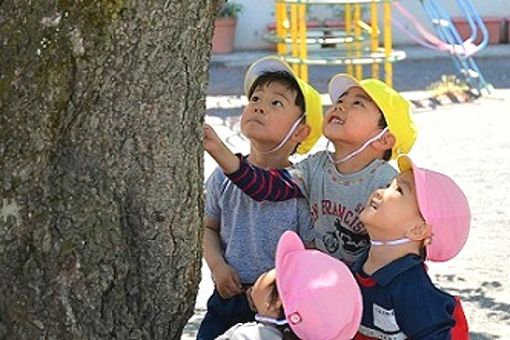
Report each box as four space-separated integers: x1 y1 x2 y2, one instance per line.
232 0 510 50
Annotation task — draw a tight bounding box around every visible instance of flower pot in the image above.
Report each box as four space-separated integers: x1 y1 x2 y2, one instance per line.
505 16 510 43
212 17 237 54
324 19 345 29
483 16 502 44
452 16 502 45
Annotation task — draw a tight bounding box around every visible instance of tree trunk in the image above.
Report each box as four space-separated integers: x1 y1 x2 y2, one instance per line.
0 1 216 339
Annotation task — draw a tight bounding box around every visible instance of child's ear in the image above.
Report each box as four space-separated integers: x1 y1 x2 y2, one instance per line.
373 131 396 151
405 221 431 242
291 123 311 143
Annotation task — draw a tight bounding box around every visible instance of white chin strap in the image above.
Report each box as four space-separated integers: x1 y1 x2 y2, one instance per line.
254 115 304 154
370 238 412 246
255 314 289 326
327 127 389 164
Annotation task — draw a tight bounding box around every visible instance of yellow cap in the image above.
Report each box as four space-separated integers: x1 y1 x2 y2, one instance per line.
244 56 323 154
328 74 417 159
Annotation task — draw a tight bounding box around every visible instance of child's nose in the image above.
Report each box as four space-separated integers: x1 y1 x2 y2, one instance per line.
254 107 265 114
334 103 346 112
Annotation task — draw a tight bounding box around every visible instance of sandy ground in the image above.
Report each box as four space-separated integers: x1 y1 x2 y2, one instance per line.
182 89 510 339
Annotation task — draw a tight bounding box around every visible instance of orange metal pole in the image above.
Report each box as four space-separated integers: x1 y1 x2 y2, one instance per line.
370 1 380 79
276 3 287 55
290 4 299 75
345 4 353 76
298 4 308 82
354 4 362 79
383 1 393 86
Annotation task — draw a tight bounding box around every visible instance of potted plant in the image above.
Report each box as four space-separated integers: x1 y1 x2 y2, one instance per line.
212 1 244 54
452 16 502 45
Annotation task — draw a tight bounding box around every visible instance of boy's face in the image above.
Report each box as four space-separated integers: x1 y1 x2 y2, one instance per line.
240 81 302 150
360 170 423 238
323 86 383 145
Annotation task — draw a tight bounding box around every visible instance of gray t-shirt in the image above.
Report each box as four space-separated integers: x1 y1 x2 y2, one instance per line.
205 167 314 284
289 151 397 266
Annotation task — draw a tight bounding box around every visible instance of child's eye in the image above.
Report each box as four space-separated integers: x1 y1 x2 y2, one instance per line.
353 100 365 107
396 186 403 194
250 96 260 103
336 98 343 104
272 100 284 108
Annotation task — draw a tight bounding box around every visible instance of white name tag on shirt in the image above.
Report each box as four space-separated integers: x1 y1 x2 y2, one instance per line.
373 303 400 332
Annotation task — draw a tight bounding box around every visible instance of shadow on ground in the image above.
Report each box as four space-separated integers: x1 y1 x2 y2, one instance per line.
433 273 510 339
470 332 501 340
435 274 510 321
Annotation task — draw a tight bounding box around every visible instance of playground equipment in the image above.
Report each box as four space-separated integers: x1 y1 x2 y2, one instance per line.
266 0 406 86
267 0 493 96
393 0 492 96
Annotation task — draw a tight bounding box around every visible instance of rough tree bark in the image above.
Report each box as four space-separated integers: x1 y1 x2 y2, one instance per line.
0 1 217 339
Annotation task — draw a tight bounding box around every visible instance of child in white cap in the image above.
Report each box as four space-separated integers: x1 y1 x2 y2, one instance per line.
199 56 323 339
352 155 470 338
205 74 418 266
217 231 362 340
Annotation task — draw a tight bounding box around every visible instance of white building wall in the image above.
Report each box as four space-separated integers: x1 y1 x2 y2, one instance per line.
232 0 510 50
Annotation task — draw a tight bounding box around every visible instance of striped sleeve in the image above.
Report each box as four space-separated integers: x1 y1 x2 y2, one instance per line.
226 154 304 201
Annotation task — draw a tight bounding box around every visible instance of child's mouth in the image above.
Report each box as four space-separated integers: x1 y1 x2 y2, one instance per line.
328 116 345 125
248 118 264 126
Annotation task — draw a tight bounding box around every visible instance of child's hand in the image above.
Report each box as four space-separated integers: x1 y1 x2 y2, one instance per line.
203 123 241 174
212 261 243 299
204 123 223 155
245 287 257 312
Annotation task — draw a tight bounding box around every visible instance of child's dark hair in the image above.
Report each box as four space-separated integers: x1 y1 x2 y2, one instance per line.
248 71 306 115
419 242 428 260
268 282 300 340
377 113 392 161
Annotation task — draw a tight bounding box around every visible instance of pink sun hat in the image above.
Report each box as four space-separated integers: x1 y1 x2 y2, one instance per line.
275 231 362 340
398 156 471 262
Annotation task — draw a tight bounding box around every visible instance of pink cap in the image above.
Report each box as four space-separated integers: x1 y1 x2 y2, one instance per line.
398 156 471 262
275 231 362 340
